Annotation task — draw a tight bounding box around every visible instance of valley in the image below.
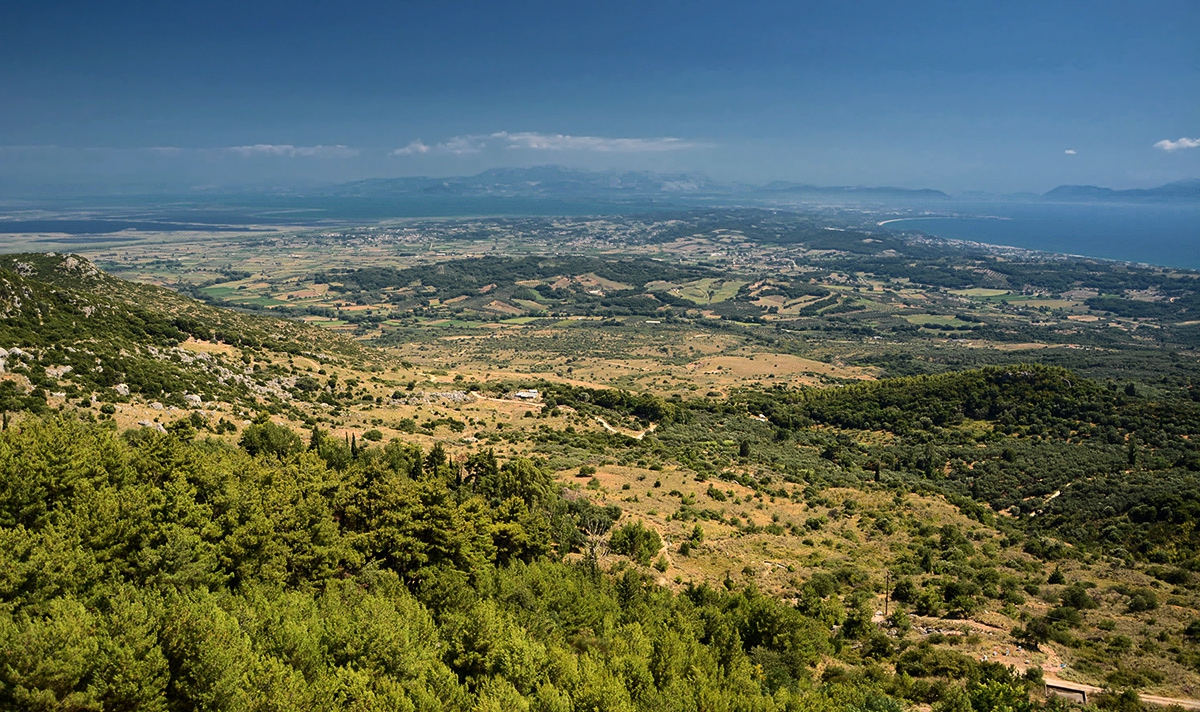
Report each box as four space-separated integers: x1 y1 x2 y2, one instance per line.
2 207 1200 709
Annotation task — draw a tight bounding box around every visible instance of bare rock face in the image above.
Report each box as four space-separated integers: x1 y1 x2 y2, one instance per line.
138 420 167 434
57 255 101 280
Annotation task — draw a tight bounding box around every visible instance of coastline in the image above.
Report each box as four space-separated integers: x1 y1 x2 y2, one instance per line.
875 203 1200 270
876 215 1013 226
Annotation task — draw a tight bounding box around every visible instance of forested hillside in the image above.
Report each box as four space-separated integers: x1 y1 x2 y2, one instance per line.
0 417 1042 711
532 365 1200 563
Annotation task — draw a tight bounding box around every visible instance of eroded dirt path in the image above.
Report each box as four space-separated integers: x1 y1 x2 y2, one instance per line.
1042 676 1200 710
594 416 657 440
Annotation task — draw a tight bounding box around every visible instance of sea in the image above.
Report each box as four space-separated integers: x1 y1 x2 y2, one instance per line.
877 201 1200 271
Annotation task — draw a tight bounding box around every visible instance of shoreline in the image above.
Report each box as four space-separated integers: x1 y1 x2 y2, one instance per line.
876 208 1199 271
876 215 1013 226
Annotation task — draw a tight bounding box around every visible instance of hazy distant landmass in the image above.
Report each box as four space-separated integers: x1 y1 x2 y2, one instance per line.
5 165 1197 208
324 168 1200 205
327 166 957 202
326 165 724 200
759 181 952 200
1042 178 1200 202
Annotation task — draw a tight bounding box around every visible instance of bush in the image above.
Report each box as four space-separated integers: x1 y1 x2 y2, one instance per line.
610 520 662 566
1125 588 1159 613
1185 619 1200 641
238 415 303 458
895 644 976 678
1060 583 1098 610
362 429 384 442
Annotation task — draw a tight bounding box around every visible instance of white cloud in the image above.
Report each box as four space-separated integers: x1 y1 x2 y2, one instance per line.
390 140 431 156
497 131 697 152
391 136 487 155
1154 137 1200 152
225 144 358 158
1063 149 1077 155
390 131 703 157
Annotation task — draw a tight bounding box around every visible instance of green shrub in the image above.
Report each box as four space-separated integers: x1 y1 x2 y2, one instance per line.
609 520 662 566
239 415 303 458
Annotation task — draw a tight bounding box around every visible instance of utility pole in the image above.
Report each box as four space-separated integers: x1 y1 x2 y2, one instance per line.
884 570 890 617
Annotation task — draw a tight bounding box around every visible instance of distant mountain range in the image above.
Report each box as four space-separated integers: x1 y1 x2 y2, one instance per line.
1042 179 1200 203
326 166 723 199
326 167 1199 204
324 166 953 203
6 165 1196 207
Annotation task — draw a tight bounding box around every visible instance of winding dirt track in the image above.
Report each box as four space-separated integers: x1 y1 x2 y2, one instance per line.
593 416 657 440
1042 675 1200 710
908 617 1200 709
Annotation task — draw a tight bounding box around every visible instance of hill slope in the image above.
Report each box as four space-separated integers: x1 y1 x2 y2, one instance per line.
0 253 369 412
3 253 1200 705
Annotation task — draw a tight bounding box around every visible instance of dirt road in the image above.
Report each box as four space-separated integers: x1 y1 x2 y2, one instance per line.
1043 675 1200 710
594 416 657 440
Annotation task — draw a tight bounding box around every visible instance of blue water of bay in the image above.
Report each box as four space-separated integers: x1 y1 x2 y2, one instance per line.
880 202 1200 270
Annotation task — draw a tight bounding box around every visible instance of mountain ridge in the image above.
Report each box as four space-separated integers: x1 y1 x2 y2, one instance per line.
325 166 955 202
324 168 1200 204
1042 178 1200 202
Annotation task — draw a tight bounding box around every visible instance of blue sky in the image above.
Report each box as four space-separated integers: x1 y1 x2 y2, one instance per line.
1 0 1197 194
